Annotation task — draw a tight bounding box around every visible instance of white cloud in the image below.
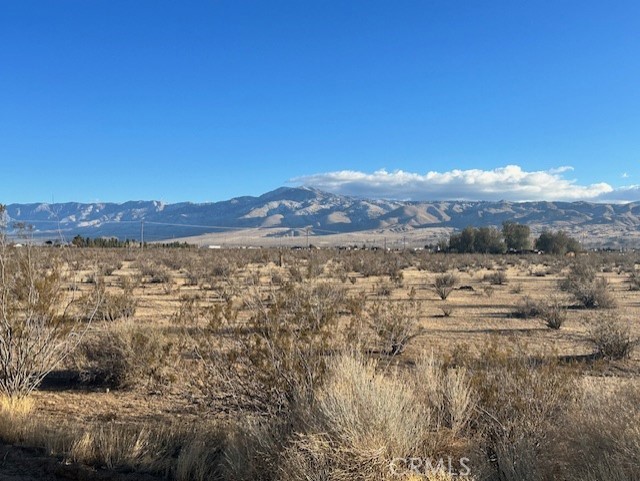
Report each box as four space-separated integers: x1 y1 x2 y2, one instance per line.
596 185 640 202
290 165 618 202
622 172 630 178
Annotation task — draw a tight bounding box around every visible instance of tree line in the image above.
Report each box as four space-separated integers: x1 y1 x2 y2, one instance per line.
71 235 137 248
442 221 581 255
70 235 193 249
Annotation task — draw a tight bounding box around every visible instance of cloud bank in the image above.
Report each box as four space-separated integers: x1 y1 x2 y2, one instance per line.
291 165 639 202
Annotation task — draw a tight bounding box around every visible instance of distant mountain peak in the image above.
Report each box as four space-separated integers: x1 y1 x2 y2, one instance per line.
4 187 640 247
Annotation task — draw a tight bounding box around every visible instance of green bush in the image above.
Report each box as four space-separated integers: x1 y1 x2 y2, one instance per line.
535 230 581 255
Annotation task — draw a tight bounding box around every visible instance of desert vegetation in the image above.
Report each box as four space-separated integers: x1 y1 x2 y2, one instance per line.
0 215 638 480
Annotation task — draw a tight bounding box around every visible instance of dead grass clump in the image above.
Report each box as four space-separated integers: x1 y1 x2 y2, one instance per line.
0 395 36 444
0 394 35 416
300 356 427 479
463 341 576 480
412 354 475 438
276 356 463 481
225 354 477 481
0 403 225 480
0 398 62 450
175 431 225 481
557 380 640 480
70 422 225 477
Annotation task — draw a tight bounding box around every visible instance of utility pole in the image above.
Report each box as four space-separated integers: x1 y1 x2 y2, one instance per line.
306 227 310 248
140 220 144 250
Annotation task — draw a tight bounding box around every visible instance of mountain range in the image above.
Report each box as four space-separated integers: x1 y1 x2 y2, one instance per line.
3 187 640 247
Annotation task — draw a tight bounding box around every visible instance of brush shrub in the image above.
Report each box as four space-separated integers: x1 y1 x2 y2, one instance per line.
226 354 476 481
197 281 348 414
74 324 174 389
483 270 508 285
368 299 423 355
95 287 137 322
512 296 543 319
587 312 636 360
560 261 615 308
539 296 568 330
0 231 99 398
434 273 458 300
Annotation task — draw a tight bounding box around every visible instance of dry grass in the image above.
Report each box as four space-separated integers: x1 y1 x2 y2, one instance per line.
0 400 224 479
0 247 638 480
557 378 640 480
0 394 35 416
229 354 477 481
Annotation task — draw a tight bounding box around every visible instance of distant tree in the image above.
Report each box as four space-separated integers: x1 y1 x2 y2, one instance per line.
474 226 505 254
459 226 476 253
535 230 581 255
448 233 461 253
448 226 505 254
436 238 449 252
70 236 136 248
502 221 531 251
71 234 86 247
449 227 475 253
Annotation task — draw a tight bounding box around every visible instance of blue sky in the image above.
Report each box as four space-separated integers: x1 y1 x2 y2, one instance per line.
1 1 639 203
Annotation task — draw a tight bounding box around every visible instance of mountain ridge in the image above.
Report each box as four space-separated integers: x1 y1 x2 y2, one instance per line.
3 187 640 247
